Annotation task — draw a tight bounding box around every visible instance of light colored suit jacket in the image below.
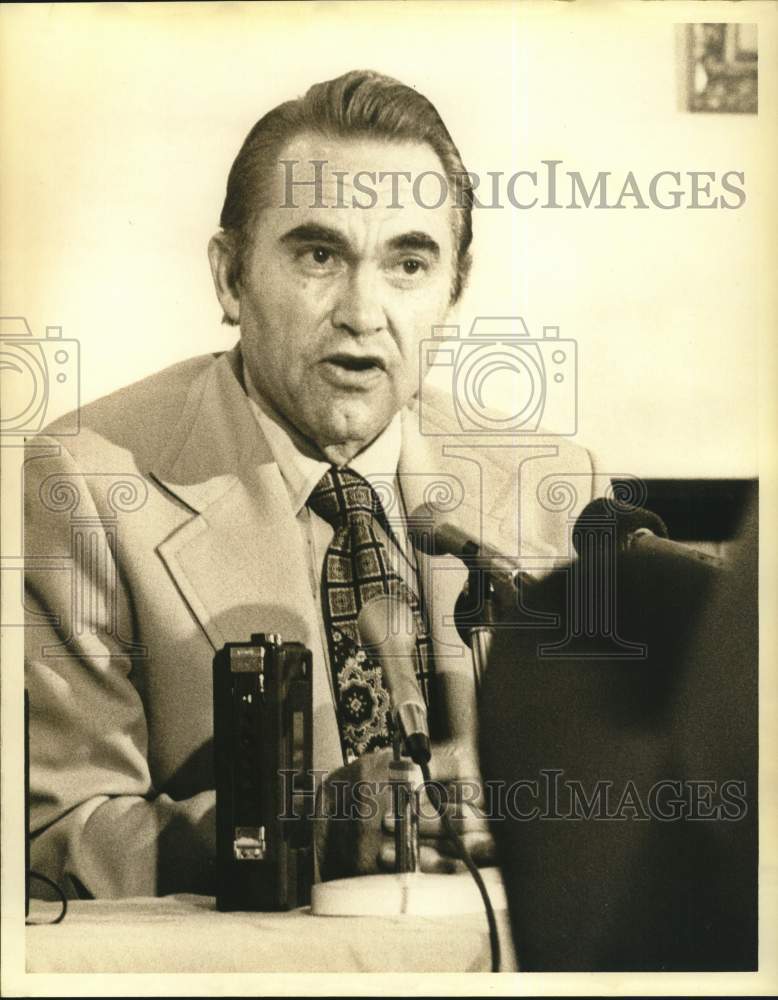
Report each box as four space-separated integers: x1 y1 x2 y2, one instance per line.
25 346 599 898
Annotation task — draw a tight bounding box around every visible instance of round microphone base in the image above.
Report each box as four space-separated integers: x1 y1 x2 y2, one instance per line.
310 866 508 917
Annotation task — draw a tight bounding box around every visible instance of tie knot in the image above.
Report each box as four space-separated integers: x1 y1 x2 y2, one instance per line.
307 466 384 529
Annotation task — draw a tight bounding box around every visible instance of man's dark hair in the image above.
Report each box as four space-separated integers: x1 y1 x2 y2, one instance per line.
219 69 473 322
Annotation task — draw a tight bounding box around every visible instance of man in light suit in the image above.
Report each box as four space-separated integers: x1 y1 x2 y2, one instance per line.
25 70 598 898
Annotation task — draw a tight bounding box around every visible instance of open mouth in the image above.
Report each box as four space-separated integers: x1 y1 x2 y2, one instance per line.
325 354 385 373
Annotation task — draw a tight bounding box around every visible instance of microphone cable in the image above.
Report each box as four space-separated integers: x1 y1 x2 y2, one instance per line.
420 760 500 973
26 871 68 925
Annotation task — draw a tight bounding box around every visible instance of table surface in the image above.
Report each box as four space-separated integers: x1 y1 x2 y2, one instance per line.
26 893 518 973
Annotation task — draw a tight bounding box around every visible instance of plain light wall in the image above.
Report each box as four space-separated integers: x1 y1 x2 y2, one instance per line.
1 1 771 478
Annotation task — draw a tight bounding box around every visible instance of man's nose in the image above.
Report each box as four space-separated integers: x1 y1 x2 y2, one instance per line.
331 268 387 337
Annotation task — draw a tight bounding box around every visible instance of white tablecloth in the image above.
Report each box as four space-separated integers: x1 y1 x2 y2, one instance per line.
26 894 517 973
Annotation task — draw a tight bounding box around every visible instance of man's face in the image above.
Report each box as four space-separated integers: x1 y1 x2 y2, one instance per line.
216 133 457 463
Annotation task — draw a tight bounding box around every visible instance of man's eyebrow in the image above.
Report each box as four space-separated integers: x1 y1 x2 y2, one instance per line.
387 232 440 259
278 224 442 260
278 224 351 251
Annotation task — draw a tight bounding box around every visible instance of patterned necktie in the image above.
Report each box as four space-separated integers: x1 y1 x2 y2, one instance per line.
307 466 432 762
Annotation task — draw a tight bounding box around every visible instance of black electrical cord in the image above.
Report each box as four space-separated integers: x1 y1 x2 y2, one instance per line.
25 872 68 925
420 761 500 973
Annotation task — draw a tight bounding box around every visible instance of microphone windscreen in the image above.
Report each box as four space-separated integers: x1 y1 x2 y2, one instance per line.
573 497 669 556
356 594 421 698
357 595 431 764
406 504 479 560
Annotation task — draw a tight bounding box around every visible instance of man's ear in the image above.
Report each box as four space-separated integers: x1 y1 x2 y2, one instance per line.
413 302 458 399
208 232 241 325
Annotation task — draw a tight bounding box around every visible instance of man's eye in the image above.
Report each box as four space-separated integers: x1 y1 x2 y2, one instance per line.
296 246 338 269
397 258 427 276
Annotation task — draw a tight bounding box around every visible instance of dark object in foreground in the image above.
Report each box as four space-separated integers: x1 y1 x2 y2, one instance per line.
213 634 313 911
479 505 757 971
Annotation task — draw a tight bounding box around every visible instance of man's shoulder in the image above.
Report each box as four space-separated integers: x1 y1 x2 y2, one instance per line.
49 352 220 436
409 383 592 469
32 351 225 464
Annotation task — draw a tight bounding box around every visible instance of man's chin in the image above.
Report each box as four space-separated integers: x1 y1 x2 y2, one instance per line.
311 405 396 462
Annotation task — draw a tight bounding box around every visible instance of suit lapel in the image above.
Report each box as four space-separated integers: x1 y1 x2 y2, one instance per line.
149 349 341 766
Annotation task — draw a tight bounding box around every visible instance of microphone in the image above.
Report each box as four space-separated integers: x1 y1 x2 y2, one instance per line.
573 498 725 569
406 504 523 592
356 594 431 766
410 499 724 575
407 503 560 666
